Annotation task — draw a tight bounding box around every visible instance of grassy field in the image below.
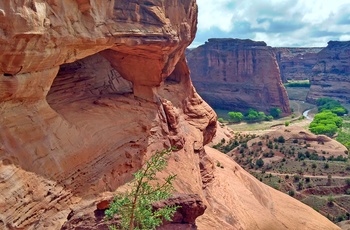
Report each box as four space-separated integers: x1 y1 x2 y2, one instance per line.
286 87 310 101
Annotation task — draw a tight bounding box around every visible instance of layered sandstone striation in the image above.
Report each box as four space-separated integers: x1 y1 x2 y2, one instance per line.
187 38 291 115
307 41 350 103
274 47 322 82
0 1 339 230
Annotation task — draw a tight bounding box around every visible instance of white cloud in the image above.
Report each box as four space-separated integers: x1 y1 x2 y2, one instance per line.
194 0 350 47
340 35 350 41
197 0 235 32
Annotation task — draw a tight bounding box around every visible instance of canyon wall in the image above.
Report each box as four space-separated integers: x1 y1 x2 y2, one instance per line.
274 47 322 82
307 41 350 103
0 1 339 230
187 38 291 115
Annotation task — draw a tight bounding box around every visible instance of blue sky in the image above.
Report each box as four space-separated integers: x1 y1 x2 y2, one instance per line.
191 0 350 47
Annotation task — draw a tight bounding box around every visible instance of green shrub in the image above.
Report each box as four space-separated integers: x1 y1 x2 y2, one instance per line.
270 107 282 118
277 136 285 143
218 117 225 123
327 195 335 206
288 190 295 196
256 158 264 168
294 175 300 182
105 148 178 230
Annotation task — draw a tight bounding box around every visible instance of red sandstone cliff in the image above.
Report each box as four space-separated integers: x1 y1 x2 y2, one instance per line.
307 41 350 103
274 47 322 82
0 1 339 230
187 38 291 115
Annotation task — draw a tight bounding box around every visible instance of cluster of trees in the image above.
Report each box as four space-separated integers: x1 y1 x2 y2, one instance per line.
316 98 348 116
337 121 350 150
309 98 347 137
227 108 282 123
284 80 310 88
309 111 343 137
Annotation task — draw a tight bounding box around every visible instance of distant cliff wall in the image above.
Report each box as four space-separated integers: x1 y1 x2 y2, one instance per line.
187 38 291 115
307 41 350 103
274 47 322 82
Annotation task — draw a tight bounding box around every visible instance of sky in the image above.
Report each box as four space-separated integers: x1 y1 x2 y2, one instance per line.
191 0 350 48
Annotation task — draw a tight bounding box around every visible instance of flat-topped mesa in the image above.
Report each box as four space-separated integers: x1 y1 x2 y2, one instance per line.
206 38 267 47
307 40 350 103
187 38 291 115
274 47 323 82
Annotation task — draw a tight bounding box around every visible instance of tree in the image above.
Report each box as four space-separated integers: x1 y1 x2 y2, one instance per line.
270 107 282 118
309 110 343 136
245 109 259 122
316 97 348 116
228 112 243 123
327 195 335 206
288 190 295 197
105 148 178 230
256 158 264 168
277 136 285 143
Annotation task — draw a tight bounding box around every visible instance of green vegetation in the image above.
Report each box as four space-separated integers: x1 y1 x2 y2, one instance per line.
225 108 281 124
284 80 310 88
309 111 342 136
308 98 350 146
105 148 178 230
337 121 350 150
228 111 243 123
316 98 348 116
245 109 268 122
270 107 282 118
256 158 264 168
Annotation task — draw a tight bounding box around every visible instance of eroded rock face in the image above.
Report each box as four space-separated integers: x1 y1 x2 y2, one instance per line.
154 193 207 230
187 38 291 115
307 41 350 103
0 1 214 229
274 47 322 82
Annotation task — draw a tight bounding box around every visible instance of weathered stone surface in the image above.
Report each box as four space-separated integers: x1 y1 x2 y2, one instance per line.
0 1 341 230
307 41 350 103
153 193 206 230
187 38 291 115
274 47 322 82
0 1 210 229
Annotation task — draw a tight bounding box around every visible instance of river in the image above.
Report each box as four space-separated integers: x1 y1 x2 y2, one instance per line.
303 109 313 121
